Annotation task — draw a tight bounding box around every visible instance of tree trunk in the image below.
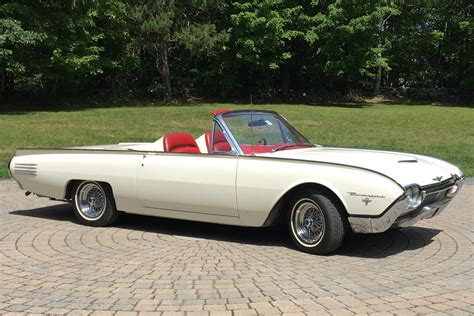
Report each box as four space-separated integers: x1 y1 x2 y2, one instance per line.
347 82 353 99
0 68 5 102
110 73 116 98
374 18 383 96
374 37 382 95
435 21 448 85
158 41 172 102
1 69 13 101
281 63 290 99
374 63 382 96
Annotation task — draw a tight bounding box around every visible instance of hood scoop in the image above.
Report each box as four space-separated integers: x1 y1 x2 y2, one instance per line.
398 159 418 163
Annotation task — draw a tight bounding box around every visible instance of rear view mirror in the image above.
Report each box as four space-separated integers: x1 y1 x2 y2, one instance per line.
248 119 273 127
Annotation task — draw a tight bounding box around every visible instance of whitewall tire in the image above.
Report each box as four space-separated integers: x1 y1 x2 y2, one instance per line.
72 181 119 226
288 191 345 254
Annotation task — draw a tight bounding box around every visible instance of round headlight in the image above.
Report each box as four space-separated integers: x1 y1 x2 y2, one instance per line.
404 185 425 209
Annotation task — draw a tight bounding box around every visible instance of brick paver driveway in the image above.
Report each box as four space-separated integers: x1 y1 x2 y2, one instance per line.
0 179 472 315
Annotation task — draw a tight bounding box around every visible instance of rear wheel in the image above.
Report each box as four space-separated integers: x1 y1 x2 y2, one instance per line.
288 191 345 254
72 181 119 226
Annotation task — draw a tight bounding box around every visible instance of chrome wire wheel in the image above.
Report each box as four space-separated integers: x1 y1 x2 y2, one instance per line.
75 182 107 220
291 198 325 247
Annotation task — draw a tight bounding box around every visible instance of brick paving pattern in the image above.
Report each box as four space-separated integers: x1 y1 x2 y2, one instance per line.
0 179 472 315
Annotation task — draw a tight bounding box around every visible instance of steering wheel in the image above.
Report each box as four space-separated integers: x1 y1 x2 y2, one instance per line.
257 137 267 145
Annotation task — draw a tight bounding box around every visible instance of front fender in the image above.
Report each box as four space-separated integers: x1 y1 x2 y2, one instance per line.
236 157 404 226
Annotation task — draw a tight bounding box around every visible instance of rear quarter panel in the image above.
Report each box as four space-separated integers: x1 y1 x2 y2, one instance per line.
9 151 141 211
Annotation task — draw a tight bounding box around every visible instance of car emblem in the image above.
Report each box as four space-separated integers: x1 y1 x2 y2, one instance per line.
432 176 443 182
361 197 372 205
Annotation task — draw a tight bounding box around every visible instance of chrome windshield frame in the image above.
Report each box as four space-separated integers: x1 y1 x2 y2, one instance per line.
214 110 312 155
212 117 243 155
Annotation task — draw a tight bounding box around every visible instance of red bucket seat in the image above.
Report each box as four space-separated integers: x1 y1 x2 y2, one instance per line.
205 131 232 152
163 133 200 154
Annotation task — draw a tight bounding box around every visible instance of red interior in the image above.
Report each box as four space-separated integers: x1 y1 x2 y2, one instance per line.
162 131 306 155
205 130 232 152
240 143 308 154
163 132 201 154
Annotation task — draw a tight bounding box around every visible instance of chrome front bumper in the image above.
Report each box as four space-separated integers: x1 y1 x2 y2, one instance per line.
348 176 464 234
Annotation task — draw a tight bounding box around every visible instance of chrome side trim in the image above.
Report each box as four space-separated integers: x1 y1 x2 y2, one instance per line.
348 176 464 233
239 154 405 191
13 163 38 176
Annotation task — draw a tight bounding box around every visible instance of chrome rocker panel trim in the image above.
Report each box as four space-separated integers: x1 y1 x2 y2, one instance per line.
348 177 464 234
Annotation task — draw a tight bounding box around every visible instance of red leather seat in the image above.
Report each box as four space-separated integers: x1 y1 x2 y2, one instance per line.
163 133 200 154
205 130 232 152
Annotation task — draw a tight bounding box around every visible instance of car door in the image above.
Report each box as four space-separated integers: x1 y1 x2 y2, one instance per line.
136 153 239 217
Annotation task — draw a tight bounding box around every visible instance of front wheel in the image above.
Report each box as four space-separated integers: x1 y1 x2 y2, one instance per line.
288 191 345 254
72 181 120 227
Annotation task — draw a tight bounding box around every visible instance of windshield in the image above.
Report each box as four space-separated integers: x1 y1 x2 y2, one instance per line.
221 111 313 154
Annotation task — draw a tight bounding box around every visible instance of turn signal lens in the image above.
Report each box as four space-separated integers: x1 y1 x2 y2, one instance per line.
447 184 458 196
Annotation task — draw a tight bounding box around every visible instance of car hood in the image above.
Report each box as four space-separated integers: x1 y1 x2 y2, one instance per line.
263 146 462 187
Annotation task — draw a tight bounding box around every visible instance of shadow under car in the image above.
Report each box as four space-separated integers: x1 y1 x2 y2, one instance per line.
10 203 441 258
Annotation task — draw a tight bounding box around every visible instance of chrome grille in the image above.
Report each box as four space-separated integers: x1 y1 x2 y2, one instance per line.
423 178 454 193
424 188 449 205
421 182 453 208
14 163 37 176
395 181 454 222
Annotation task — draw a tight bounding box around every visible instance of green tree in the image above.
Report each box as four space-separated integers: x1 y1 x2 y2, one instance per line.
0 17 43 99
229 0 305 96
305 0 399 96
386 0 473 92
128 0 225 101
40 0 129 95
1 0 129 97
0 0 471 102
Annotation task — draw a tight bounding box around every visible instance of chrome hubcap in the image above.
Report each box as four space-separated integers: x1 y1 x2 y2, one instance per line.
76 183 106 219
292 199 325 246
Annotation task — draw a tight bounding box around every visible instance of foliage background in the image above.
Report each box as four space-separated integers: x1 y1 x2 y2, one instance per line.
1 0 472 103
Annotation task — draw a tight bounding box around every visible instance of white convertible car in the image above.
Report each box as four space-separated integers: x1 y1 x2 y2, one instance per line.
9 109 464 254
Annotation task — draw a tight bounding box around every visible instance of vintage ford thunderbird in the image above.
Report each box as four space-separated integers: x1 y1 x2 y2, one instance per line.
9 109 464 254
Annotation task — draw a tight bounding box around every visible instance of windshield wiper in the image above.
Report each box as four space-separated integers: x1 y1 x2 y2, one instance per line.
271 143 315 153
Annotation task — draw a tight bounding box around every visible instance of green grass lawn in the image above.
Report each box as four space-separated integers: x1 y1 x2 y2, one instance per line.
1 103 473 178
